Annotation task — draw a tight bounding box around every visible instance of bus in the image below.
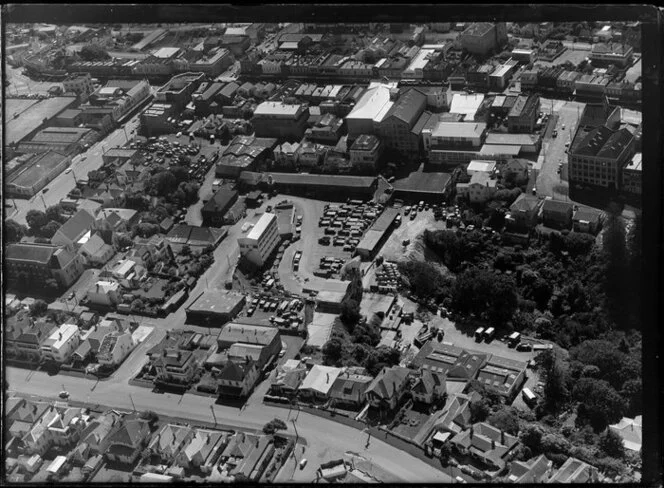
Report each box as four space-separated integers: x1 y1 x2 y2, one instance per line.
474 327 485 342
508 332 521 347
522 388 537 407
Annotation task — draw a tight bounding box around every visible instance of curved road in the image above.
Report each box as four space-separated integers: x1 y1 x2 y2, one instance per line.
7 366 451 483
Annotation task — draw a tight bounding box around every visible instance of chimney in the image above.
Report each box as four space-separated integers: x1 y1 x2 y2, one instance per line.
491 439 496 450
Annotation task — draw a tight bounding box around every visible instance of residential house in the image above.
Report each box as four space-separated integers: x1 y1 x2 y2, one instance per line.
546 456 599 483
270 359 308 397
476 356 528 400
174 428 229 471
79 411 122 454
86 280 121 307
105 418 151 465
410 369 447 405
111 259 146 288
450 422 519 471
51 209 96 249
154 348 198 386
541 199 574 229
572 207 602 234
22 405 60 455
329 370 373 408
217 359 260 399
458 172 497 204
78 233 115 267
505 194 543 232
128 236 174 268
96 331 135 368
609 416 642 452
220 432 275 482
5 313 57 362
506 454 554 483
298 365 343 402
365 366 413 410
40 323 80 363
502 158 530 184
273 142 300 168
147 423 196 463
47 407 87 447
94 208 139 235
425 392 478 452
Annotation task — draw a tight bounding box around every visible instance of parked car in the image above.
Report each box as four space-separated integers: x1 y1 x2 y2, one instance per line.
59 391 70 399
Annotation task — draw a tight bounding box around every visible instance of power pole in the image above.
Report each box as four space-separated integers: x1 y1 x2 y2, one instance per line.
129 393 137 412
210 404 217 427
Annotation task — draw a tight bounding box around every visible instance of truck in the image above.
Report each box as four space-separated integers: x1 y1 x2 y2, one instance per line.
507 332 521 347
522 388 537 407
483 327 496 341
474 327 485 342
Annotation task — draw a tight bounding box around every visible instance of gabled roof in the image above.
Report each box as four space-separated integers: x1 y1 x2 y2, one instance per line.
383 89 427 127
149 423 194 456
411 369 446 395
218 359 254 382
609 416 642 451
6 243 57 264
507 454 552 483
299 365 343 396
55 209 95 242
107 419 150 448
510 193 542 214
542 199 573 214
365 366 411 400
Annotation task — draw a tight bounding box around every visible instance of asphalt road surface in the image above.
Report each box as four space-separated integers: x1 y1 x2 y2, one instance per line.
7 366 452 483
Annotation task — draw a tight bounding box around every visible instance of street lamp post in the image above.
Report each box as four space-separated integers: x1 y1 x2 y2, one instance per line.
210 404 217 427
39 192 47 210
129 394 137 412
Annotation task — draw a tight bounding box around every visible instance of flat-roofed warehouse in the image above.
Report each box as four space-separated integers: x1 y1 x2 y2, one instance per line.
185 290 246 325
355 207 400 260
393 168 452 203
238 172 377 201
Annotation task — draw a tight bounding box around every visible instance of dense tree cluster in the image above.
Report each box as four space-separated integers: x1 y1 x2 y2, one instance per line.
79 43 110 61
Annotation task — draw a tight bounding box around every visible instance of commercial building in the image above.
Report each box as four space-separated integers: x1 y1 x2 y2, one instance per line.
345 83 394 140
5 243 84 289
459 22 508 56
155 72 206 112
621 152 641 195
377 88 428 160
201 189 240 227
393 167 452 203
241 172 378 201
590 42 634 67
457 172 497 203
510 48 536 64
40 323 81 363
489 60 518 91
189 48 233 77
355 207 400 260
62 72 95 97
238 212 280 267
505 194 543 232
17 127 97 155
251 102 309 141
568 101 636 191
140 102 177 137
484 133 541 154
507 94 540 133
86 280 121 307
6 151 72 198
185 290 247 325
349 134 383 172
423 121 488 167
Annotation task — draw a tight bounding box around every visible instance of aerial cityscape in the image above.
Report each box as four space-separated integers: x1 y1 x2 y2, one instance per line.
4 16 648 484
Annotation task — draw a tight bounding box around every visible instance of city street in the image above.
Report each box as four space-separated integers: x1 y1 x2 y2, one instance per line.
6 366 453 483
537 98 585 201
7 116 141 226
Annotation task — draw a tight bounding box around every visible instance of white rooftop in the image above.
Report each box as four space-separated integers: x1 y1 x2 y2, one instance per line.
246 212 276 241
346 84 394 123
430 121 487 139
254 101 303 117
46 323 79 350
299 364 343 395
404 48 434 74
152 47 180 59
467 160 496 173
450 93 485 117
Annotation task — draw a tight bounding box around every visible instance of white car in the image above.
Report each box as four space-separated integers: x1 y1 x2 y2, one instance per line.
65 168 72 174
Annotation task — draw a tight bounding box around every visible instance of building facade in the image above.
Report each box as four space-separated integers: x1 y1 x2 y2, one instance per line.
238 212 280 267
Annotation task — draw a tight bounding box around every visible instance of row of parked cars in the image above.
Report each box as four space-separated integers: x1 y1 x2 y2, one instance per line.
317 201 383 250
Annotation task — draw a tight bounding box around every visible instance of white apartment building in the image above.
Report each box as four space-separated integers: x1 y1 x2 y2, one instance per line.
238 212 280 267
40 323 80 363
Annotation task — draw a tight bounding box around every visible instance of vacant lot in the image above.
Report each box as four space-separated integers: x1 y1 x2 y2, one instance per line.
380 208 447 262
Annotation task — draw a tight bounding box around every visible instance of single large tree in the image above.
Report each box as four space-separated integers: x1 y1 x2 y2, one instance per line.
26 209 48 231
6 219 27 243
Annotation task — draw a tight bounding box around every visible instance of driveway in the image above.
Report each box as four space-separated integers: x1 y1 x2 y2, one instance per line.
7 366 453 483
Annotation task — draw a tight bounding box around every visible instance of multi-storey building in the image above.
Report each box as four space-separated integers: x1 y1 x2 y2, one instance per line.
590 42 634 67
251 102 309 141
238 212 280 267
621 152 641 195
62 72 95 97
154 72 205 112
459 22 508 56
568 100 636 192
376 88 427 160
423 120 488 166
349 134 383 172
40 323 81 363
189 48 233 77
5 243 84 289
519 69 539 91
507 94 540 133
